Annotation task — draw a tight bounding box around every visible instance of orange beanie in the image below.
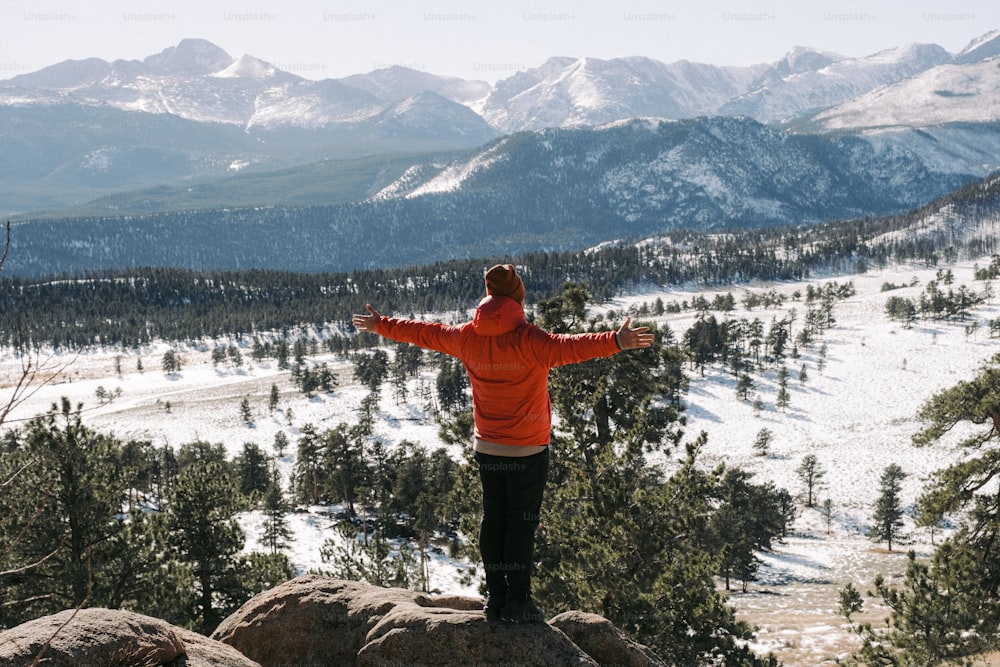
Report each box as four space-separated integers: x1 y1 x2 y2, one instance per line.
485 264 525 304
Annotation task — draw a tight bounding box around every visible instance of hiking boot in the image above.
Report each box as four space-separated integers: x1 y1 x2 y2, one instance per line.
500 598 546 624
484 594 506 622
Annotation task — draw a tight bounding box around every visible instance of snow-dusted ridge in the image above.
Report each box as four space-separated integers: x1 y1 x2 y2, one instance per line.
403 136 512 197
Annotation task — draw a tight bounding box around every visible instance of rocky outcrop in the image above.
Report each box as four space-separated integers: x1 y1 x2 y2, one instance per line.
212 575 664 666
0 607 258 667
551 610 666 667
0 576 665 666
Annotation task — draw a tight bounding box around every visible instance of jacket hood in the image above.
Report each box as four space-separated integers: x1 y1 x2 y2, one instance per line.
472 295 526 336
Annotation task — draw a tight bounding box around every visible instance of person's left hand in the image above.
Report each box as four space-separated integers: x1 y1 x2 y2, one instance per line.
616 317 654 350
352 304 382 333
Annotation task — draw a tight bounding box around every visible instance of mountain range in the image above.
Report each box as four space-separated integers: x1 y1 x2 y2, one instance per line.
5 117 985 277
2 30 1000 274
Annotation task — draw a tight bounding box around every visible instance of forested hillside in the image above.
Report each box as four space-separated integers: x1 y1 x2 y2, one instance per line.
4 171 998 350
8 117 986 278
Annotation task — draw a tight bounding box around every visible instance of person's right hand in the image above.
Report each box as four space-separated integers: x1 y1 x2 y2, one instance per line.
352 304 382 333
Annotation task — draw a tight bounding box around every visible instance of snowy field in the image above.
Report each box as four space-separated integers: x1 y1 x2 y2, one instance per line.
2 257 999 665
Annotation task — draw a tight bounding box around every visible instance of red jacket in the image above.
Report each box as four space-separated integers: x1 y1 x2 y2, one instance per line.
374 295 621 447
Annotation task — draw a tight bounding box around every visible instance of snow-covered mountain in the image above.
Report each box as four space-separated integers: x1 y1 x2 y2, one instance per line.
722 43 952 123
809 32 1000 130
10 117 989 277
477 56 763 132
3 32 1000 219
0 39 489 133
338 66 491 106
1 34 976 136
475 42 957 131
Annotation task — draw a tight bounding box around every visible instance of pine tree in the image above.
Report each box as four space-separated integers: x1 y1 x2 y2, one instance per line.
708 467 794 592
821 499 835 535
234 441 271 503
0 400 129 622
162 348 182 374
353 349 389 393
753 428 773 456
775 365 790 412
166 450 246 633
796 454 825 508
260 472 294 555
293 424 322 504
268 383 280 412
273 431 289 458
239 397 253 425
321 423 369 519
870 463 907 551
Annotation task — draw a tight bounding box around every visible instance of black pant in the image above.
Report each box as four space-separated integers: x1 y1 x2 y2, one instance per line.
474 448 550 601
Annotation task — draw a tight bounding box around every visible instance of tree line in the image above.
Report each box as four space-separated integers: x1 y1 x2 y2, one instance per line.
3 170 998 351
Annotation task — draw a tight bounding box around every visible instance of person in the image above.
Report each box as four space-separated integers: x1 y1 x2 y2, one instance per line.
352 264 654 623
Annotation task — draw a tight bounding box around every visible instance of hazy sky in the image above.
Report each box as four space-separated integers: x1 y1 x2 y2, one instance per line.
1 0 997 83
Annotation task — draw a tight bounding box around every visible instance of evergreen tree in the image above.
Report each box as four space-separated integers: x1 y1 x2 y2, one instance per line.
796 454 825 508
234 441 271 503
227 345 243 368
870 463 907 551
260 472 294 555
735 373 754 401
268 383 280 412
293 424 322 504
162 349 182 374
237 551 296 598
841 544 1000 665
0 400 145 624
707 467 794 592
320 521 418 589
321 423 369 519
275 339 289 370
775 365 791 412
753 428 773 457
273 431 289 458
435 355 470 414
166 449 246 633
239 397 253 425
816 343 828 373
353 349 389 393
821 499 835 535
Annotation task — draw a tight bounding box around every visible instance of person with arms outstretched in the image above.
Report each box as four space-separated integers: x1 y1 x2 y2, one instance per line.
352 264 653 623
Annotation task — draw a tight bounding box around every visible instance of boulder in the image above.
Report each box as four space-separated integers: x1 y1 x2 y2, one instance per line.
0 607 258 667
359 604 598 666
212 574 664 666
551 610 667 667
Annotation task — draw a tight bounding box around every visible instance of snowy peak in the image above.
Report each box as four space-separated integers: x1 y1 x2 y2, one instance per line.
954 29 1000 64
338 66 490 106
369 91 499 142
213 55 294 81
810 54 1000 130
4 57 115 90
142 38 234 76
480 55 757 132
723 42 952 123
774 46 845 76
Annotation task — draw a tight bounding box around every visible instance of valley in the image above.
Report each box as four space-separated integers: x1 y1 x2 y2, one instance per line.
3 257 999 664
